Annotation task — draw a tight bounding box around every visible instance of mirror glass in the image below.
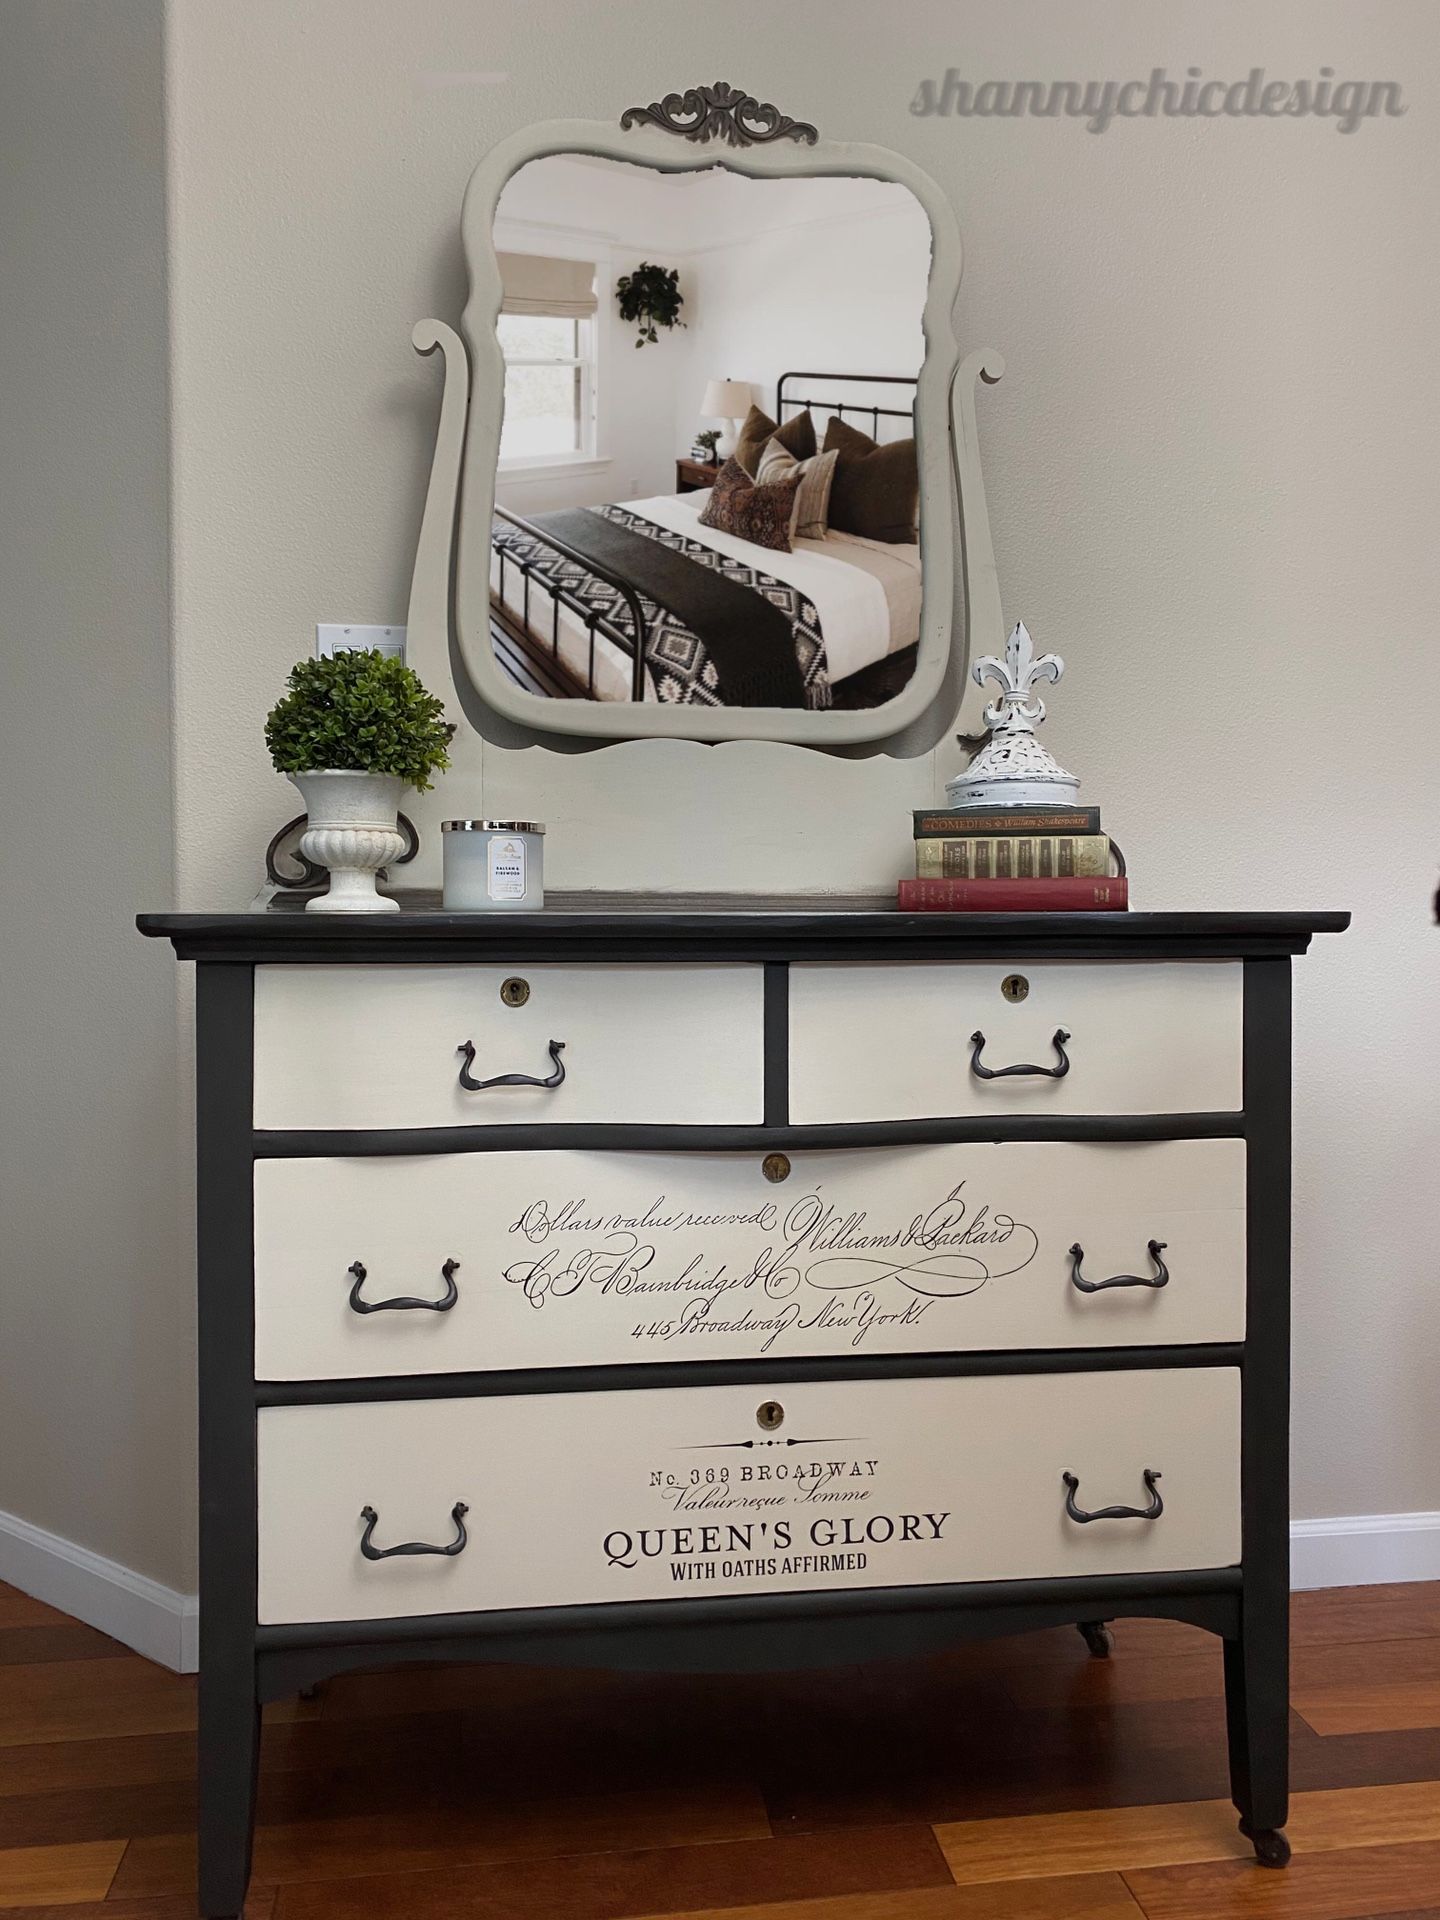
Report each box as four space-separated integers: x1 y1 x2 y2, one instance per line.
488 154 932 716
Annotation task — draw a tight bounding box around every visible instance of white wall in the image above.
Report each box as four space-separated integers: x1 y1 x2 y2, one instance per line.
4 0 1438 1635
0 0 192 1593
675 174 929 448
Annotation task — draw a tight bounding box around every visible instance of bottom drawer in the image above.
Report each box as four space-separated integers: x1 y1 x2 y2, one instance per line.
256 1368 1241 1625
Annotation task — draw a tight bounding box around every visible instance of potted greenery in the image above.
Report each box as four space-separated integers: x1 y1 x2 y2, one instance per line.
615 261 685 347
265 649 454 913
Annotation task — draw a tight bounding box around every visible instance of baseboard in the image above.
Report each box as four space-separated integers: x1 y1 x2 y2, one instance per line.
1 1504 1437 1674
1290 1510 1440 1591
0 1506 197 1672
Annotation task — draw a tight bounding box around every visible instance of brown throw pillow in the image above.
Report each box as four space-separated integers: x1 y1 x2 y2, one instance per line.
697 456 799 553
822 415 920 544
734 404 816 480
756 437 838 542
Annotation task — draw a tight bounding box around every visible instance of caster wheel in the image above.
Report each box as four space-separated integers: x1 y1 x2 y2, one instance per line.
1077 1620 1113 1659
1240 1822 1290 1868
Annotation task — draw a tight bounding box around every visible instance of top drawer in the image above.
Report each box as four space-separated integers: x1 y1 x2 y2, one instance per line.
789 961 1242 1122
253 964 764 1131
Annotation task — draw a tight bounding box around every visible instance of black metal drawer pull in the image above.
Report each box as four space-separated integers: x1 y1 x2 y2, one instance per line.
359 1501 470 1560
456 1037 566 1091
1062 1468 1163 1524
969 1027 1071 1080
1069 1240 1169 1294
346 1259 460 1316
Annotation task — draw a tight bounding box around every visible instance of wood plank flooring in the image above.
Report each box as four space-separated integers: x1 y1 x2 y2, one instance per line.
3 1580 1440 1917
491 619 590 699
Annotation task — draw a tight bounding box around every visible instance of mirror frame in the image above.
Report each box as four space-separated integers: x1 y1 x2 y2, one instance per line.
428 85 993 748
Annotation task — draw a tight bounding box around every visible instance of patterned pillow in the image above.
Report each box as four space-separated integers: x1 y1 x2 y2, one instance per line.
756 437 838 541
697 456 800 553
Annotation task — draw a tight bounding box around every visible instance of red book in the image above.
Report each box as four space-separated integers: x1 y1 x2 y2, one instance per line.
897 876 1129 913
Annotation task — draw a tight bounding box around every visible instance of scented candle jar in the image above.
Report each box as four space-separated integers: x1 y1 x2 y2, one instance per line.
441 820 545 910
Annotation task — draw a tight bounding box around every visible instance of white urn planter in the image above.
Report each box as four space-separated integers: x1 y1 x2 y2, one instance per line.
290 770 406 914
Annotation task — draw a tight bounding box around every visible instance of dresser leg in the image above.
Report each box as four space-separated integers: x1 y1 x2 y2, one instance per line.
1235 955 1294 1866
198 1662 260 1919
194 961 262 1919
1224 1630 1290 1866
1076 1619 1113 1658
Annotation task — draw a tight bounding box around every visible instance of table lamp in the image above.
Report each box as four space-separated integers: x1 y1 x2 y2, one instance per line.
700 378 752 462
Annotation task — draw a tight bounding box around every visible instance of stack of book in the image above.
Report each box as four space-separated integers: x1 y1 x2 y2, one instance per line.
897 806 1128 912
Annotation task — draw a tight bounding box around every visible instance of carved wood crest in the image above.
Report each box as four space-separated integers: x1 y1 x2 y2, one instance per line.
620 81 818 147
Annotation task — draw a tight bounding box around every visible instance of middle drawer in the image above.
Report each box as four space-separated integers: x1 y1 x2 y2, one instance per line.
253 1138 1245 1379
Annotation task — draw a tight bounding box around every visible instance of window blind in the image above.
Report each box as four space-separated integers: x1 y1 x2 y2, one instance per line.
497 252 598 319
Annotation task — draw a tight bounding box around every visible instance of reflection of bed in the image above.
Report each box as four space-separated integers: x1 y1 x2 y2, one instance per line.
492 491 920 707
490 370 922 709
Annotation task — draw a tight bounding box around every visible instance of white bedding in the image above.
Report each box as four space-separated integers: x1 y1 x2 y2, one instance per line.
491 489 921 704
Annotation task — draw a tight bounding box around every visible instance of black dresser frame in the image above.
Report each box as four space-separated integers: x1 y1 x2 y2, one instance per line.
139 907 1348 1917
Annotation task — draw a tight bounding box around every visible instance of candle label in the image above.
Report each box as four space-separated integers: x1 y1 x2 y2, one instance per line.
487 836 527 901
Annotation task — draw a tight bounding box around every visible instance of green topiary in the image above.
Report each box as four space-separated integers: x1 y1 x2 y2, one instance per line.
264 649 455 791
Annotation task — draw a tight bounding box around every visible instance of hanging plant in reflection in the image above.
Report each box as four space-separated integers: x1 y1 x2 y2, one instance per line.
616 262 686 347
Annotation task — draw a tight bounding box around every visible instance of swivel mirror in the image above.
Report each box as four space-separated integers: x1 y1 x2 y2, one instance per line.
423 85 985 748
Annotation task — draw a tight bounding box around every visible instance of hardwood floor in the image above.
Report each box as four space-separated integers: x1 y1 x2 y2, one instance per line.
491 619 590 699
4 1580 1440 1917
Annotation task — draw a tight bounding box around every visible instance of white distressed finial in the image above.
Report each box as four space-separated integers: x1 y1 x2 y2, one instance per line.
947 620 1080 810
972 621 1065 732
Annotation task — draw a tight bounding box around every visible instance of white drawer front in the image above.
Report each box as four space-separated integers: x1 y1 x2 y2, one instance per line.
253 964 764 1130
256 1367 1241 1623
788 961 1243 1121
254 1139 1245 1379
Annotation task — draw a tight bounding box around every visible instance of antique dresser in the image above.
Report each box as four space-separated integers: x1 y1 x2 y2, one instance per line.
141 900 1346 1917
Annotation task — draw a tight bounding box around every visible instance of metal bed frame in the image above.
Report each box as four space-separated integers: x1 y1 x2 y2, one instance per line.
492 504 651 702
775 368 917 441
489 371 919 705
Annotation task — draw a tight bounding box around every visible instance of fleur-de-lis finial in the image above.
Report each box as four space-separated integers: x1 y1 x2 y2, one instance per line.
947 619 1079 808
972 621 1064 732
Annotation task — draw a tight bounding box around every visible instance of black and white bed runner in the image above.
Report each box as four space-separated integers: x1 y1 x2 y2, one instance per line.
491 504 833 708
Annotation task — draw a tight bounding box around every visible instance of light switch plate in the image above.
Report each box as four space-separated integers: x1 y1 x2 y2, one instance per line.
315 623 406 661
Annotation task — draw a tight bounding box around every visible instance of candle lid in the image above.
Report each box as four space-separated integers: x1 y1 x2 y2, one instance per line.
441 820 545 834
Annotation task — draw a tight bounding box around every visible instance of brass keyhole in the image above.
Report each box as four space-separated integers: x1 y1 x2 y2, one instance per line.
499 977 530 1008
1001 974 1030 1003
756 1401 785 1433
762 1153 791 1184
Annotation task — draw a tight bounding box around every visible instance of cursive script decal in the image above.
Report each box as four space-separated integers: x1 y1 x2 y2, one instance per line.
501 1178 1039 1351
804 1250 1012 1299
